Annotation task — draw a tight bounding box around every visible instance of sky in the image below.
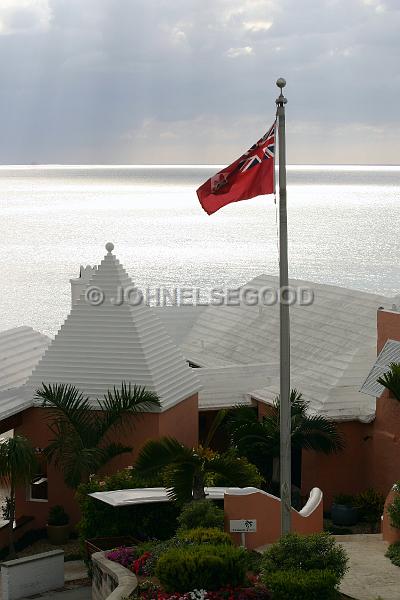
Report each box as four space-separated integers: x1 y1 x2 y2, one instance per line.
0 0 399 165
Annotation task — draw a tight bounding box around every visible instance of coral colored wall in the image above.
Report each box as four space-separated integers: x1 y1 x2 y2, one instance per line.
302 309 400 508
224 490 323 549
14 394 198 529
301 421 373 508
377 309 400 352
371 309 400 497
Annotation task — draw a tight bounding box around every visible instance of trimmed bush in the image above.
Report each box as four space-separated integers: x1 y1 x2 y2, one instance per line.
386 541 400 567
355 488 385 525
263 569 338 600
388 485 400 529
261 532 348 582
155 544 247 592
177 527 232 545
177 500 224 531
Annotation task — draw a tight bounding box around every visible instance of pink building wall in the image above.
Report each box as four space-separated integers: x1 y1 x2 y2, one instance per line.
14 394 198 529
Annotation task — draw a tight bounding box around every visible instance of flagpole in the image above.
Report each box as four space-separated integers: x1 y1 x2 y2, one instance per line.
276 78 291 535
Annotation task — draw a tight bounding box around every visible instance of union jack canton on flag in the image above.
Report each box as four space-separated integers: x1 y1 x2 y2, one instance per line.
197 121 276 215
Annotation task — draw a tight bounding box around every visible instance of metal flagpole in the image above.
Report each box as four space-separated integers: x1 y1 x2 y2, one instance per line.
276 78 291 535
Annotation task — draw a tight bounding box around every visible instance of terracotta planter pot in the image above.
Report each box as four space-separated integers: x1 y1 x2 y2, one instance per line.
47 524 70 545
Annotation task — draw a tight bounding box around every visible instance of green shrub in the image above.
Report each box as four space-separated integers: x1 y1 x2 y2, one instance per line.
155 544 247 592
263 569 338 600
76 469 180 560
244 549 263 574
177 500 224 531
355 488 385 524
388 485 400 529
261 532 348 582
386 541 400 567
177 527 232 545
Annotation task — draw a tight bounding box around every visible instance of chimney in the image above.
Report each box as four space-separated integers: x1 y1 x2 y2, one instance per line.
70 265 97 306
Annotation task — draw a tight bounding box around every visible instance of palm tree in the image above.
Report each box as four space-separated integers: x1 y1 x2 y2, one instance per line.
135 436 262 503
35 381 160 488
377 363 400 401
0 436 37 558
227 389 344 488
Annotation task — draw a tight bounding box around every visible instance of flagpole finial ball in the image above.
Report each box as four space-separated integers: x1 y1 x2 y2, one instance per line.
276 78 286 89
105 242 114 253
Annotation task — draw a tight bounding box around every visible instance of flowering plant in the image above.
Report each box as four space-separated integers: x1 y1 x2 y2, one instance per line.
135 584 271 600
106 546 136 568
132 551 153 576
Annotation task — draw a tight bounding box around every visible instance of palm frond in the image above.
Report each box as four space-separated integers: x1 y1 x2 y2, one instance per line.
203 409 227 449
36 383 95 444
164 462 196 503
135 437 196 476
0 436 37 487
96 382 160 440
377 363 400 401
205 453 260 488
96 442 133 469
293 414 344 453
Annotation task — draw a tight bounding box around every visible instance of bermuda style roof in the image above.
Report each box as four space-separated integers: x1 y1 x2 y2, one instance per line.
25 243 200 411
360 338 400 398
0 326 50 392
180 275 389 422
0 245 395 424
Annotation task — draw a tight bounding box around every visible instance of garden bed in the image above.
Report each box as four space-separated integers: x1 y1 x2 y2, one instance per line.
101 529 350 600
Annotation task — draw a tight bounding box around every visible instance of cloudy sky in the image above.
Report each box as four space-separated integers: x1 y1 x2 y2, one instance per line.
0 0 399 164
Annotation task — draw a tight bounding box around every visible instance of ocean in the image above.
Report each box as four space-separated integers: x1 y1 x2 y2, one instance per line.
0 165 399 337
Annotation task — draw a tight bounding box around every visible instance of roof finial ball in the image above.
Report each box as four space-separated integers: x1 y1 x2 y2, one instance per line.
276 77 286 89
105 242 114 253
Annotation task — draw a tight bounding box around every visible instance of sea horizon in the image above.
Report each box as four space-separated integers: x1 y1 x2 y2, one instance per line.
0 163 399 336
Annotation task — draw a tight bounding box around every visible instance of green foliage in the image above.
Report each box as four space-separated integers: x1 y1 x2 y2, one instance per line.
385 541 400 567
135 436 263 503
36 382 160 488
177 500 224 531
261 532 348 582
355 488 385 524
48 505 69 526
388 486 400 529
244 549 263 574
262 569 338 600
0 435 38 557
155 544 247 592
76 469 180 557
377 363 400 401
333 494 355 506
227 391 344 485
177 527 232 545
207 451 264 489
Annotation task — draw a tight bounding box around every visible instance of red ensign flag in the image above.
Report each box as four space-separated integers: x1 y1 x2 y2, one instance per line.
197 122 276 215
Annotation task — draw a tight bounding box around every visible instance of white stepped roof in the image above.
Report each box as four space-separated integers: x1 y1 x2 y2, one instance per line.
360 339 400 398
0 326 50 392
181 275 389 422
197 363 275 410
27 244 200 411
153 305 206 345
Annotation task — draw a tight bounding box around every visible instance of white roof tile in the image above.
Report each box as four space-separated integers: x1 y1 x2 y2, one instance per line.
26 245 200 410
360 339 400 398
0 326 50 392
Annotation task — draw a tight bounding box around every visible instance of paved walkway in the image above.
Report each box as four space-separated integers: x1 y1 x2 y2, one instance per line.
335 535 400 600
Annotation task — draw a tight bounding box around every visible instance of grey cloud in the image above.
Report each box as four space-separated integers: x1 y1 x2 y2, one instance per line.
0 0 398 163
